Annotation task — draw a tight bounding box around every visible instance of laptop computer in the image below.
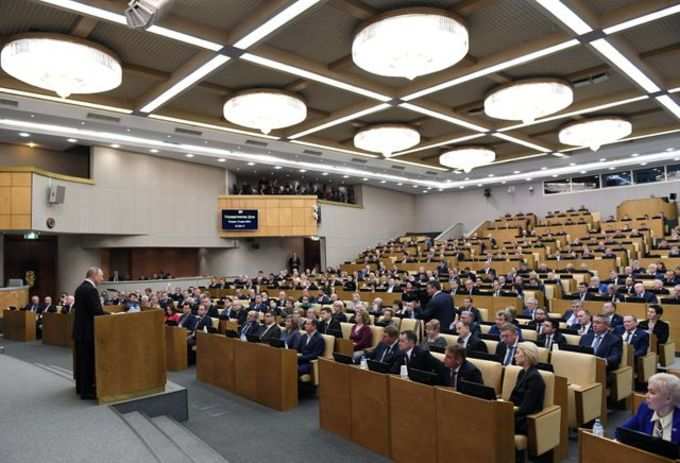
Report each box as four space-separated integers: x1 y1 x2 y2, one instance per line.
367 359 391 374
407 368 440 386
458 380 497 400
333 352 353 364
268 339 285 348
616 427 679 460
225 330 239 338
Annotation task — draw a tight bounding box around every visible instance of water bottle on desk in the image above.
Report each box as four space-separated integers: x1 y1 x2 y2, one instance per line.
360 355 368 370
400 364 408 379
592 418 604 437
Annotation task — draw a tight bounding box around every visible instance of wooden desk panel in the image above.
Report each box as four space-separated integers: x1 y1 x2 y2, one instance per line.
436 387 515 463
165 326 188 371
3 310 36 341
318 359 352 440
335 338 354 356
196 332 235 391
578 430 675 463
350 368 391 457
454 294 522 312
42 312 73 347
389 376 437 463
255 344 298 411
233 340 258 402
0 286 29 317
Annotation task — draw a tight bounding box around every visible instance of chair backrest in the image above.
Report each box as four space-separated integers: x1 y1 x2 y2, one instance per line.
441 333 459 346
478 308 489 322
481 324 491 334
501 366 555 408
468 357 503 393
432 352 444 362
369 325 384 348
211 317 219 329
537 347 550 364
550 350 598 386
320 334 334 359
563 333 580 345
400 318 421 341
521 329 537 341
482 339 498 353
340 322 354 339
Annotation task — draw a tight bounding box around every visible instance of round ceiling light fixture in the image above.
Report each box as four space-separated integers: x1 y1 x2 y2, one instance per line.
353 124 420 157
484 78 573 124
439 146 496 173
558 116 632 151
1 33 122 99
223 89 307 134
352 8 469 80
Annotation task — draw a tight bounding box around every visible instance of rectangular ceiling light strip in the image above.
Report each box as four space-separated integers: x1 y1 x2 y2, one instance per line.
489 152 550 165
399 103 489 132
656 95 680 119
604 4 680 35
395 133 486 155
288 103 390 139
389 158 449 172
289 140 379 158
146 25 224 51
498 95 648 131
242 53 391 102
534 0 593 34
140 55 231 113
493 133 552 152
0 87 133 114
149 114 280 139
39 0 127 24
402 39 579 101
590 39 661 93
233 0 322 49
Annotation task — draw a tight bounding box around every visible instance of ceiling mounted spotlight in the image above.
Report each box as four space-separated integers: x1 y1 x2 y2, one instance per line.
1 33 122 99
558 116 632 151
484 78 573 124
352 8 469 80
125 0 176 29
438 146 496 173
224 89 307 134
354 124 420 157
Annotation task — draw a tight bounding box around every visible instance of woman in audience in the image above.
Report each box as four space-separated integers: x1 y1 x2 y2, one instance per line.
281 316 302 351
639 304 670 351
421 319 447 351
617 373 680 443
350 309 373 361
164 305 180 325
510 342 545 435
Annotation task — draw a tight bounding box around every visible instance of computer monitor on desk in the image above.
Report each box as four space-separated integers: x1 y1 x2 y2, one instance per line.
459 380 497 400
408 368 440 386
333 353 353 364
560 344 594 355
367 359 391 374
616 427 679 460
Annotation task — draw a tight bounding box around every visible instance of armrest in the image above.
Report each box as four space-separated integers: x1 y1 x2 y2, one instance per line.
573 382 603 426
636 353 658 383
312 359 320 386
527 405 561 457
660 342 675 367
610 366 633 402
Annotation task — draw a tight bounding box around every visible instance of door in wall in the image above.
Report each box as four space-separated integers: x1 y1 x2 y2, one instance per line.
3 234 57 298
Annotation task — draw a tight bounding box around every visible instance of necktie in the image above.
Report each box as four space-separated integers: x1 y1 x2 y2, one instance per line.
380 346 389 362
504 346 514 365
450 369 458 389
546 335 552 349
592 335 603 351
654 419 664 438
625 331 632 344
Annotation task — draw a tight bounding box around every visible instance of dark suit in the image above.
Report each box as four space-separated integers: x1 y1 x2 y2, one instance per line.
73 280 110 398
61 304 73 314
318 318 341 335
298 331 325 374
283 330 302 351
417 291 455 331
537 332 566 350
240 321 261 337
639 319 670 349
438 359 483 390
608 313 624 328
457 334 488 353
615 326 649 357
635 291 658 303
496 341 519 366
192 315 212 333
617 402 680 444
259 323 282 343
510 366 546 434
390 346 439 374
178 313 197 331
365 341 400 364
579 331 622 370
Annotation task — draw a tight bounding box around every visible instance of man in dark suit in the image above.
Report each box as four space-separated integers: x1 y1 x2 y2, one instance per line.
615 315 649 358
390 330 440 374
537 319 567 350
526 308 548 334
496 323 520 366
177 302 197 331
298 319 325 375
631 282 658 303
579 314 622 371
318 307 341 335
602 302 624 329
454 321 487 353
437 344 483 390
416 281 455 333
239 310 261 339
259 312 282 343
24 295 40 312
73 267 110 400
364 325 400 364
61 295 75 314
639 305 669 352
459 296 482 324
38 296 56 316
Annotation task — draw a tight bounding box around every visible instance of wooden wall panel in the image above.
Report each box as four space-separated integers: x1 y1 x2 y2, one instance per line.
0 171 32 231
217 195 318 238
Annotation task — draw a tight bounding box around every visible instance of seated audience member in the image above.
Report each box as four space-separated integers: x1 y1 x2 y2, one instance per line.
24 295 40 312
297 319 325 375
489 310 522 339
437 344 483 390
459 310 481 337
496 323 520 366
397 300 416 319
377 308 399 329
421 319 447 351
639 305 670 351
192 304 213 333
631 282 658 303
61 295 75 314
526 308 548 334
239 310 261 340
521 298 540 319
330 300 348 323
178 302 197 331
511 342 546 435
455 321 487 353
579 314 622 371
259 312 281 342
39 296 56 315
125 294 141 312
617 373 680 444
318 307 341 335
364 325 400 364
369 297 384 316
164 305 180 324
570 309 593 335
282 316 302 350
615 315 649 358
460 296 482 324
602 301 623 329
390 330 439 374
537 319 566 350
350 310 373 361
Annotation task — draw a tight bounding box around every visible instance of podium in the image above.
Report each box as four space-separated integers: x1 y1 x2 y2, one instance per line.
42 312 73 347
3 310 36 341
94 310 166 404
